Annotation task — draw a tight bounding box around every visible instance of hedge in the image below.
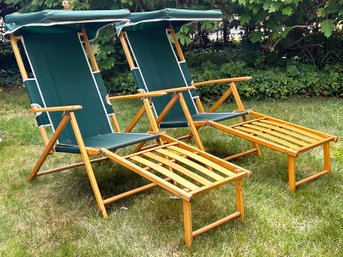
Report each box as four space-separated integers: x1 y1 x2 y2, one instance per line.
104 49 343 101
2 48 342 101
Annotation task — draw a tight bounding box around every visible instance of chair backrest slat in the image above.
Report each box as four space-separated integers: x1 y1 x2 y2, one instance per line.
23 32 112 145
126 29 198 121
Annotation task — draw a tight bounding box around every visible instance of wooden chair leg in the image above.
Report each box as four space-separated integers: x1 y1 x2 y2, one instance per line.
252 142 262 156
82 155 108 218
324 142 330 173
235 180 244 221
28 114 70 180
178 93 205 151
288 155 296 191
69 112 108 218
183 200 193 247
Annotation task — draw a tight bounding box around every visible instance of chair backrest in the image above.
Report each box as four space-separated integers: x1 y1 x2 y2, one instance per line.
126 28 199 122
22 32 113 145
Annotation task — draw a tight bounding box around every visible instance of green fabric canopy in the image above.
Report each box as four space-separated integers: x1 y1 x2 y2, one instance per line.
118 8 222 32
5 9 130 40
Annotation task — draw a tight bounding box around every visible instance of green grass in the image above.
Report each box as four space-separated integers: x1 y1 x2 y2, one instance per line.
1 87 343 256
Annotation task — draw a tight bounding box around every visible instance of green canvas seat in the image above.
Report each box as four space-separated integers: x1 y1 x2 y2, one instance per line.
160 112 248 128
55 132 160 153
118 8 337 191
6 9 251 247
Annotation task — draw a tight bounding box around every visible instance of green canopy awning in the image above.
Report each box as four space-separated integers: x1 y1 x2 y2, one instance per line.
117 8 222 32
5 9 130 40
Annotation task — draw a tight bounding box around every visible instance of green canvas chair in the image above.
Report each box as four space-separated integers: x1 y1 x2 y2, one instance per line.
5 9 251 246
117 8 337 191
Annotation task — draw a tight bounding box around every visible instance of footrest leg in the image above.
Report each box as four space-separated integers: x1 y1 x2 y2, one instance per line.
288 155 296 191
235 180 244 221
324 142 331 173
183 200 193 247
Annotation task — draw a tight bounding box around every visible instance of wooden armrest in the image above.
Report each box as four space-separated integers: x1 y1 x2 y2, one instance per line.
192 77 252 87
161 86 195 93
108 91 167 101
29 105 83 113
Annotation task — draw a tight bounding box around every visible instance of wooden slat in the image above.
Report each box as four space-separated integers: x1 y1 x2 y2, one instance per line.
143 152 211 186
250 111 333 139
168 146 236 177
156 149 223 180
160 134 251 175
125 142 177 159
243 124 307 146
260 120 323 140
210 121 297 155
252 121 317 143
103 148 192 201
235 126 299 149
130 156 198 190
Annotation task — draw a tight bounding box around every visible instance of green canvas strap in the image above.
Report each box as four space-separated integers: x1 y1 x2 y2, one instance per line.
23 79 50 127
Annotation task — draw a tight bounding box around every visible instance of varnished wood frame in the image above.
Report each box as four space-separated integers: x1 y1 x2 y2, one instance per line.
119 26 338 191
10 31 251 246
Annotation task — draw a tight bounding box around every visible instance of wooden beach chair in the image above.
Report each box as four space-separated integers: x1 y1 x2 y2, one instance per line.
6 9 251 246
117 8 337 191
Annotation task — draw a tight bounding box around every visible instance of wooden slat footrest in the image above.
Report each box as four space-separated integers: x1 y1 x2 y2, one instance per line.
125 143 248 198
224 116 336 156
210 114 337 190
102 142 249 200
101 138 250 246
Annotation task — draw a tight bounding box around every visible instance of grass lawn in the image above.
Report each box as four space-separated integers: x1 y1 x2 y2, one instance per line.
0 87 342 256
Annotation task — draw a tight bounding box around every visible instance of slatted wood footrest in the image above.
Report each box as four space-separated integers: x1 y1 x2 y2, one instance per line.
211 113 337 191
125 142 247 198
101 140 250 246
230 117 334 156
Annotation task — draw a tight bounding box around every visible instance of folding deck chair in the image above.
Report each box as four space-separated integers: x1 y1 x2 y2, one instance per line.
6 9 251 246
117 8 338 191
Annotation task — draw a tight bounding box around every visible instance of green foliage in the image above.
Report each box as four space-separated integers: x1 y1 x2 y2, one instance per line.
234 0 343 52
0 69 21 88
189 51 343 101
320 19 335 38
